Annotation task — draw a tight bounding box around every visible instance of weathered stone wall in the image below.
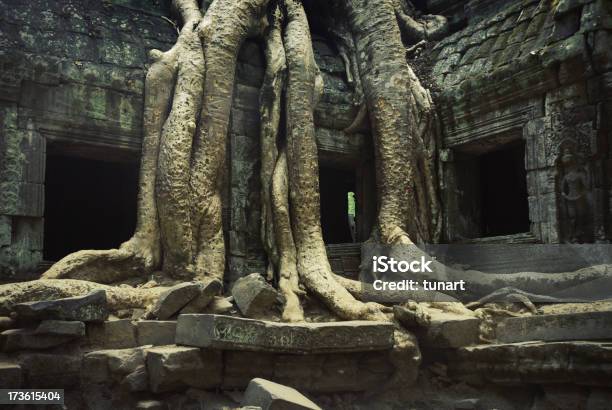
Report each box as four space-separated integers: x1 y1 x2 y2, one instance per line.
0 0 177 278
429 0 612 244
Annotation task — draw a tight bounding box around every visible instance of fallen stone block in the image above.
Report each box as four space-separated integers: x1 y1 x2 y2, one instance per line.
180 279 223 314
497 311 612 343
136 320 176 346
0 362 22 388
231 273 278 318
176 314 395 354
242 378 321 410
87 319 137 349
12 290 108 322
146 345 222 393
147 282 201 320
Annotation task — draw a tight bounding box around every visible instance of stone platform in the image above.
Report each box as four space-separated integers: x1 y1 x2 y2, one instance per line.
0 313 405 397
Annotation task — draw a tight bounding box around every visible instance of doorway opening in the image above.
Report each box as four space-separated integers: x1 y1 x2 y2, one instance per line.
319 166 356 244
479 140 529 236
452 139 530 240
43 152 138 261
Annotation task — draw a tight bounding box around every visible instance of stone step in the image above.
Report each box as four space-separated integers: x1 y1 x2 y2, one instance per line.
176 314 394 354
447 340 612 386
496 311 612 343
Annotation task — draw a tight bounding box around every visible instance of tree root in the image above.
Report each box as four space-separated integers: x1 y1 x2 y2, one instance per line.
0 279 167 315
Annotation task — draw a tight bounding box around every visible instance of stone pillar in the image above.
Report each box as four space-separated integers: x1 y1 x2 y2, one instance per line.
0 109 45 279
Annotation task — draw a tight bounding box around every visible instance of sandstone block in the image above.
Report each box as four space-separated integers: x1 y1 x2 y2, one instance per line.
2 328 76 351
147 283 200 320
1 320 85 351
136 320 176 346
418 311 480 348
179 279 223 314
12 290 108 322
146 345 222 393
242 378 321 410
176 314 395 354
82 346 148 384
17 352 81 388
497 311 612 343
87 319 137 349
36 320 85 336
231 273 278 318
121 365 148 392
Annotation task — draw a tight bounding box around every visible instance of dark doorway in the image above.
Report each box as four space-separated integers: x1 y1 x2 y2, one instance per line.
479 140 529 236
319 166 356 244
43 154 138 261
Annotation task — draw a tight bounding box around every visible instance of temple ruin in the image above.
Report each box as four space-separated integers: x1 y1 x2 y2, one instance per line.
0 0 611 408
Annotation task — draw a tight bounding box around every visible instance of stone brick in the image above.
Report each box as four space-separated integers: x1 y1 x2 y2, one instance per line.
82 346 148 384
87 319 137 349
17 352 81 388
176 314 395 354
136 320 176 346
146 345 222 393
13 290 109 322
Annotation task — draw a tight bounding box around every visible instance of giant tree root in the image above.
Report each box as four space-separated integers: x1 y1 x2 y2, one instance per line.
0 279 167 314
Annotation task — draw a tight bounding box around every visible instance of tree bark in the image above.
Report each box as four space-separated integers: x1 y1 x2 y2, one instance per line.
283 0 387 321
189 0 270 282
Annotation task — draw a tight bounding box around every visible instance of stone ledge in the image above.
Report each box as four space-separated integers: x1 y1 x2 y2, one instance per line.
496 311 612 343
448 340 612 386
176 314 395 354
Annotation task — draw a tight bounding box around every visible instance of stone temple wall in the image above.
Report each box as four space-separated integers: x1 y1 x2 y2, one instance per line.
430 0 612 244
0 0 176 278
